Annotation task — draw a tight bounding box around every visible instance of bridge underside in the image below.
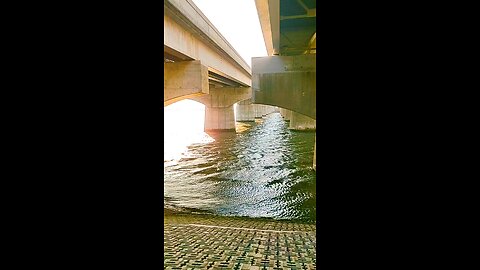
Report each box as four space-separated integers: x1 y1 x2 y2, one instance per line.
252 54 316 120
253 0 316 169
164 0 254 131
164 56 252 131
235 101 277 122
164 60 209 107
235 102 315 130
164 49 246 90
191 87 251 131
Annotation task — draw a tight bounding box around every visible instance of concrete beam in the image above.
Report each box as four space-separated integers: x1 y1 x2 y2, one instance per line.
164 60 209 107
254 0 275 56
192 87 251 108
164 0 251 86
252 54 316 119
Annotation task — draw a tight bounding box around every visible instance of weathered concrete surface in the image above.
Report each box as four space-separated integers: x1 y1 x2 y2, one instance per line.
193 87 251 108
204 106 236 131
236 103 275 122
164 60 209 107
164 212 316 269
192 87 251 131
257 105 264 117
164 0 251 87
265 105 276 116
260 105 274 116
252 55 316 119
289 112 316 131
236 104 277 124
253 104 263 119
236 100 256 122
279 108 292 121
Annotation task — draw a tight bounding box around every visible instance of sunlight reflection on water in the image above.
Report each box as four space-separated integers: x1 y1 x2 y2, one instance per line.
164 99 215 163
164 108 316 222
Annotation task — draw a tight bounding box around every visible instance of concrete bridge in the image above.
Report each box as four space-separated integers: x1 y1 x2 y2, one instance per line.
251 0 316 119
164 0 316 169
251 0 317 169
164 0 258 131
235 0 316 128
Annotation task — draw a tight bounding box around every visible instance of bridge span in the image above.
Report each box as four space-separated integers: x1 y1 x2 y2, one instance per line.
251 0 317 169
164 0 260 131
164 0 316 169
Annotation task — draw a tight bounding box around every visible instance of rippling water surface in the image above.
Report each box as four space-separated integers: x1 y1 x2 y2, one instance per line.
164 112 316 223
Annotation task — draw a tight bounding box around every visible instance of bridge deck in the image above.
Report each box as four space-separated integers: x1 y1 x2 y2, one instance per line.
164 213 316 269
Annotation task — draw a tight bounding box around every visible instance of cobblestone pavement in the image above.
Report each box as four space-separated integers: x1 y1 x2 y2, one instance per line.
164 213 316 269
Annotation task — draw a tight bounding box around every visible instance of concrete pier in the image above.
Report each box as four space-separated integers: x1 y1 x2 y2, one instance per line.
235 100 256 122
253 104 263 119
289 112 316 131
205 106 236 131
236 102 277 122
192 87 251 131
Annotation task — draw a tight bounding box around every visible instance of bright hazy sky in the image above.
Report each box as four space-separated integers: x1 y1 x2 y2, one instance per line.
191 0 268 67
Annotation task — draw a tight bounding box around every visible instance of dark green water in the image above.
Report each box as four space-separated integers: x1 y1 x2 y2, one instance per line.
164 112 316 223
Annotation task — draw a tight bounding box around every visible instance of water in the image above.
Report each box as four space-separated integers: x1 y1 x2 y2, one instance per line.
164 112 316 223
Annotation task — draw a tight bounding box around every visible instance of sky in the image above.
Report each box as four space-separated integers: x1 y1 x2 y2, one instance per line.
191 0 268 67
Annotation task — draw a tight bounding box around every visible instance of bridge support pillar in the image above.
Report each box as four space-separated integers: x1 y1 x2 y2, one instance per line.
289 112 316 131
205 106 236 131
253 104 263 119
261 105 267 117
235 100 255 122
191 87 251 131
